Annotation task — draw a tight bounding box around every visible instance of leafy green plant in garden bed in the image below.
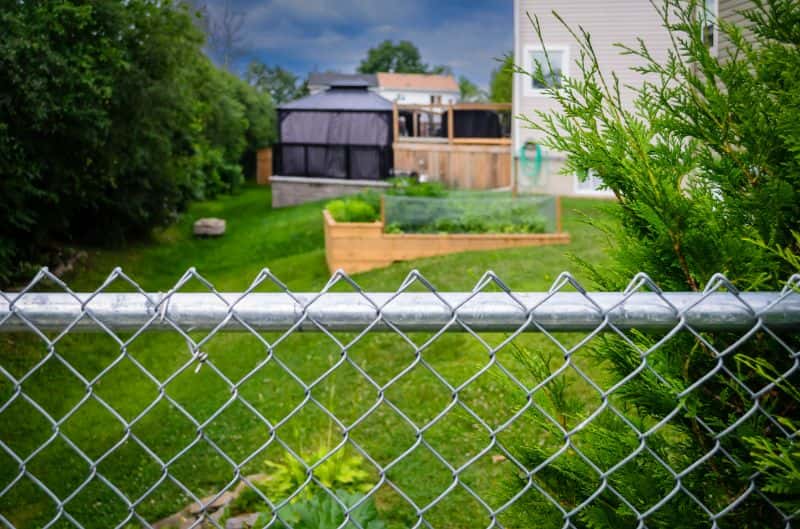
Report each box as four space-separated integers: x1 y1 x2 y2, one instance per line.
384 195 552 234
326 177 445 224
386 176 446 198
326 177 554 234
326 197 380 223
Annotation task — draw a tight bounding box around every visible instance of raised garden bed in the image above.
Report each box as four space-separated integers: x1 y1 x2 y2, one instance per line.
323 208 571 274
322 179 571 273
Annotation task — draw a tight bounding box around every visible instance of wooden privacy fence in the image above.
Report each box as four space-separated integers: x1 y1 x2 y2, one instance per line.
393 141 511 189
392 103 513 190
256 147 272 185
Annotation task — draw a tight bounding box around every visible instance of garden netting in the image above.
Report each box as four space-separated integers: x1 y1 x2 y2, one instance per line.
383 193 558 234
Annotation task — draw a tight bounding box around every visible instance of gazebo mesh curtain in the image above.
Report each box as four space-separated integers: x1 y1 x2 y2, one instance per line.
277 110 392 180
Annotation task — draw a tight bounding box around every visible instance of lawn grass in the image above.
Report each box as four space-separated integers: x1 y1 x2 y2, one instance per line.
0 185 619 529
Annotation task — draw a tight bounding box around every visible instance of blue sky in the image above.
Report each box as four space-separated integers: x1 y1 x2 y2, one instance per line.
203 0 513 88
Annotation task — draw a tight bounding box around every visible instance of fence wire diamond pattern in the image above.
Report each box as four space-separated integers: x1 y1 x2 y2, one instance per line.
0 268 798 529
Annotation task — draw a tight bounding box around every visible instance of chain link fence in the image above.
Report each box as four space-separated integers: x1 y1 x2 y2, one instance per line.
0 268 798 529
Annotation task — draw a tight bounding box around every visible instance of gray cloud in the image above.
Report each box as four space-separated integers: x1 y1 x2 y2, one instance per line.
208 0 511 88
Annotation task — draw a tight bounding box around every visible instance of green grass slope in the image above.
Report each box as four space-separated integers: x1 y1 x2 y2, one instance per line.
0 186 618 529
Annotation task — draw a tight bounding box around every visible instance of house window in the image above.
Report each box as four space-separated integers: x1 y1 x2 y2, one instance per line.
574 169 614 196
702 0 717 50
524 45 569 96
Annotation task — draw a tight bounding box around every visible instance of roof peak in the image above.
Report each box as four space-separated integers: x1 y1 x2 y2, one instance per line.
328 79 371 89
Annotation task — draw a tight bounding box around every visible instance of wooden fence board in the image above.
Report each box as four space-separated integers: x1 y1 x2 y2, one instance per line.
393 142 511 189
256 148 272 185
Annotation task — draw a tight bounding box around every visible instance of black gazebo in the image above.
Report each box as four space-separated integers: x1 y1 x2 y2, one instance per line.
275 81 394 180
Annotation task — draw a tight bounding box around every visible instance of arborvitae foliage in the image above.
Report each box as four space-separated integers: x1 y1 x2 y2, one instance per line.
504 1 800 527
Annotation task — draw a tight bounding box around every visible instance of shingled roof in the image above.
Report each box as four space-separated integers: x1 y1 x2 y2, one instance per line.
278 85 393 112
307 72 377 88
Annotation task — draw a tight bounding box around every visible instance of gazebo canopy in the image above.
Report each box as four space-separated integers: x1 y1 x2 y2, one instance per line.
279 83 393 112
276 84 394 180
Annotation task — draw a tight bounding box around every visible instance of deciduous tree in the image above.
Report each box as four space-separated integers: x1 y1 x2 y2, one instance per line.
0 1 275 285
489 53 513 102
246 62 308 105
358 40 429 74
458 76 487 102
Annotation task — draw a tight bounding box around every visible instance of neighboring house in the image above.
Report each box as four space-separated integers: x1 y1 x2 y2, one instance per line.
512 0 672 197
512 0 748 197
308 72 377 95
375 73 460 105
307 72 460 105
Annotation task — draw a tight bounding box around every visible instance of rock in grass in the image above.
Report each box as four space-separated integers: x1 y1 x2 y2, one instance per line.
193 218 226 237
225 513 260 529
152 512 189 529
188 491 236 515
233 473 271 495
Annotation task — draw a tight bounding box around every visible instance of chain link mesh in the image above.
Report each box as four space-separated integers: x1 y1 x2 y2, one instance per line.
0 268 798 529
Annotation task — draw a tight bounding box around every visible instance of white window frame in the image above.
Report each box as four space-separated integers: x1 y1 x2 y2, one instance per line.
703 0 718 56
573 169 615 197
523 44 570 97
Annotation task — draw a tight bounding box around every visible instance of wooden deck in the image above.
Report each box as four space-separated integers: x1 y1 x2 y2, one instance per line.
392 103 513 190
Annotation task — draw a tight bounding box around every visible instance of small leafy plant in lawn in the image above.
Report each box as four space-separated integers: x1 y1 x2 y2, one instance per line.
229 446 373 516
255 489 385 529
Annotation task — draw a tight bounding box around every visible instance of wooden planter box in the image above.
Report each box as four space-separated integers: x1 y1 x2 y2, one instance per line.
324 209 571 274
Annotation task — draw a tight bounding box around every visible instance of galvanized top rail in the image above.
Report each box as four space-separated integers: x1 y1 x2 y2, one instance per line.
2 291 799 332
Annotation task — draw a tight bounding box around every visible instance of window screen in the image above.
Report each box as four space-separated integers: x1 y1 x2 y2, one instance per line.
575 169 610 194
531 49 565 90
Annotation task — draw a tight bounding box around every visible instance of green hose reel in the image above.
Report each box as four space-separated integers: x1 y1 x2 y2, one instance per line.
519 141 543 186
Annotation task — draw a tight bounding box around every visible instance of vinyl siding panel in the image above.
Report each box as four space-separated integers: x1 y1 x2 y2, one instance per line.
512 1 672 195
718 0 756 58
514 0 671 147
719 0 753 28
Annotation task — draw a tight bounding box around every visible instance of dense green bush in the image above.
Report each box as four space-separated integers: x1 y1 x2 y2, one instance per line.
503 0 800 527
0 1 276 285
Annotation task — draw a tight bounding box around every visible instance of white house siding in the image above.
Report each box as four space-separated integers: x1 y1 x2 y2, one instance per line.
513 0 672 197
376 89 459 105
718 0 755 58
